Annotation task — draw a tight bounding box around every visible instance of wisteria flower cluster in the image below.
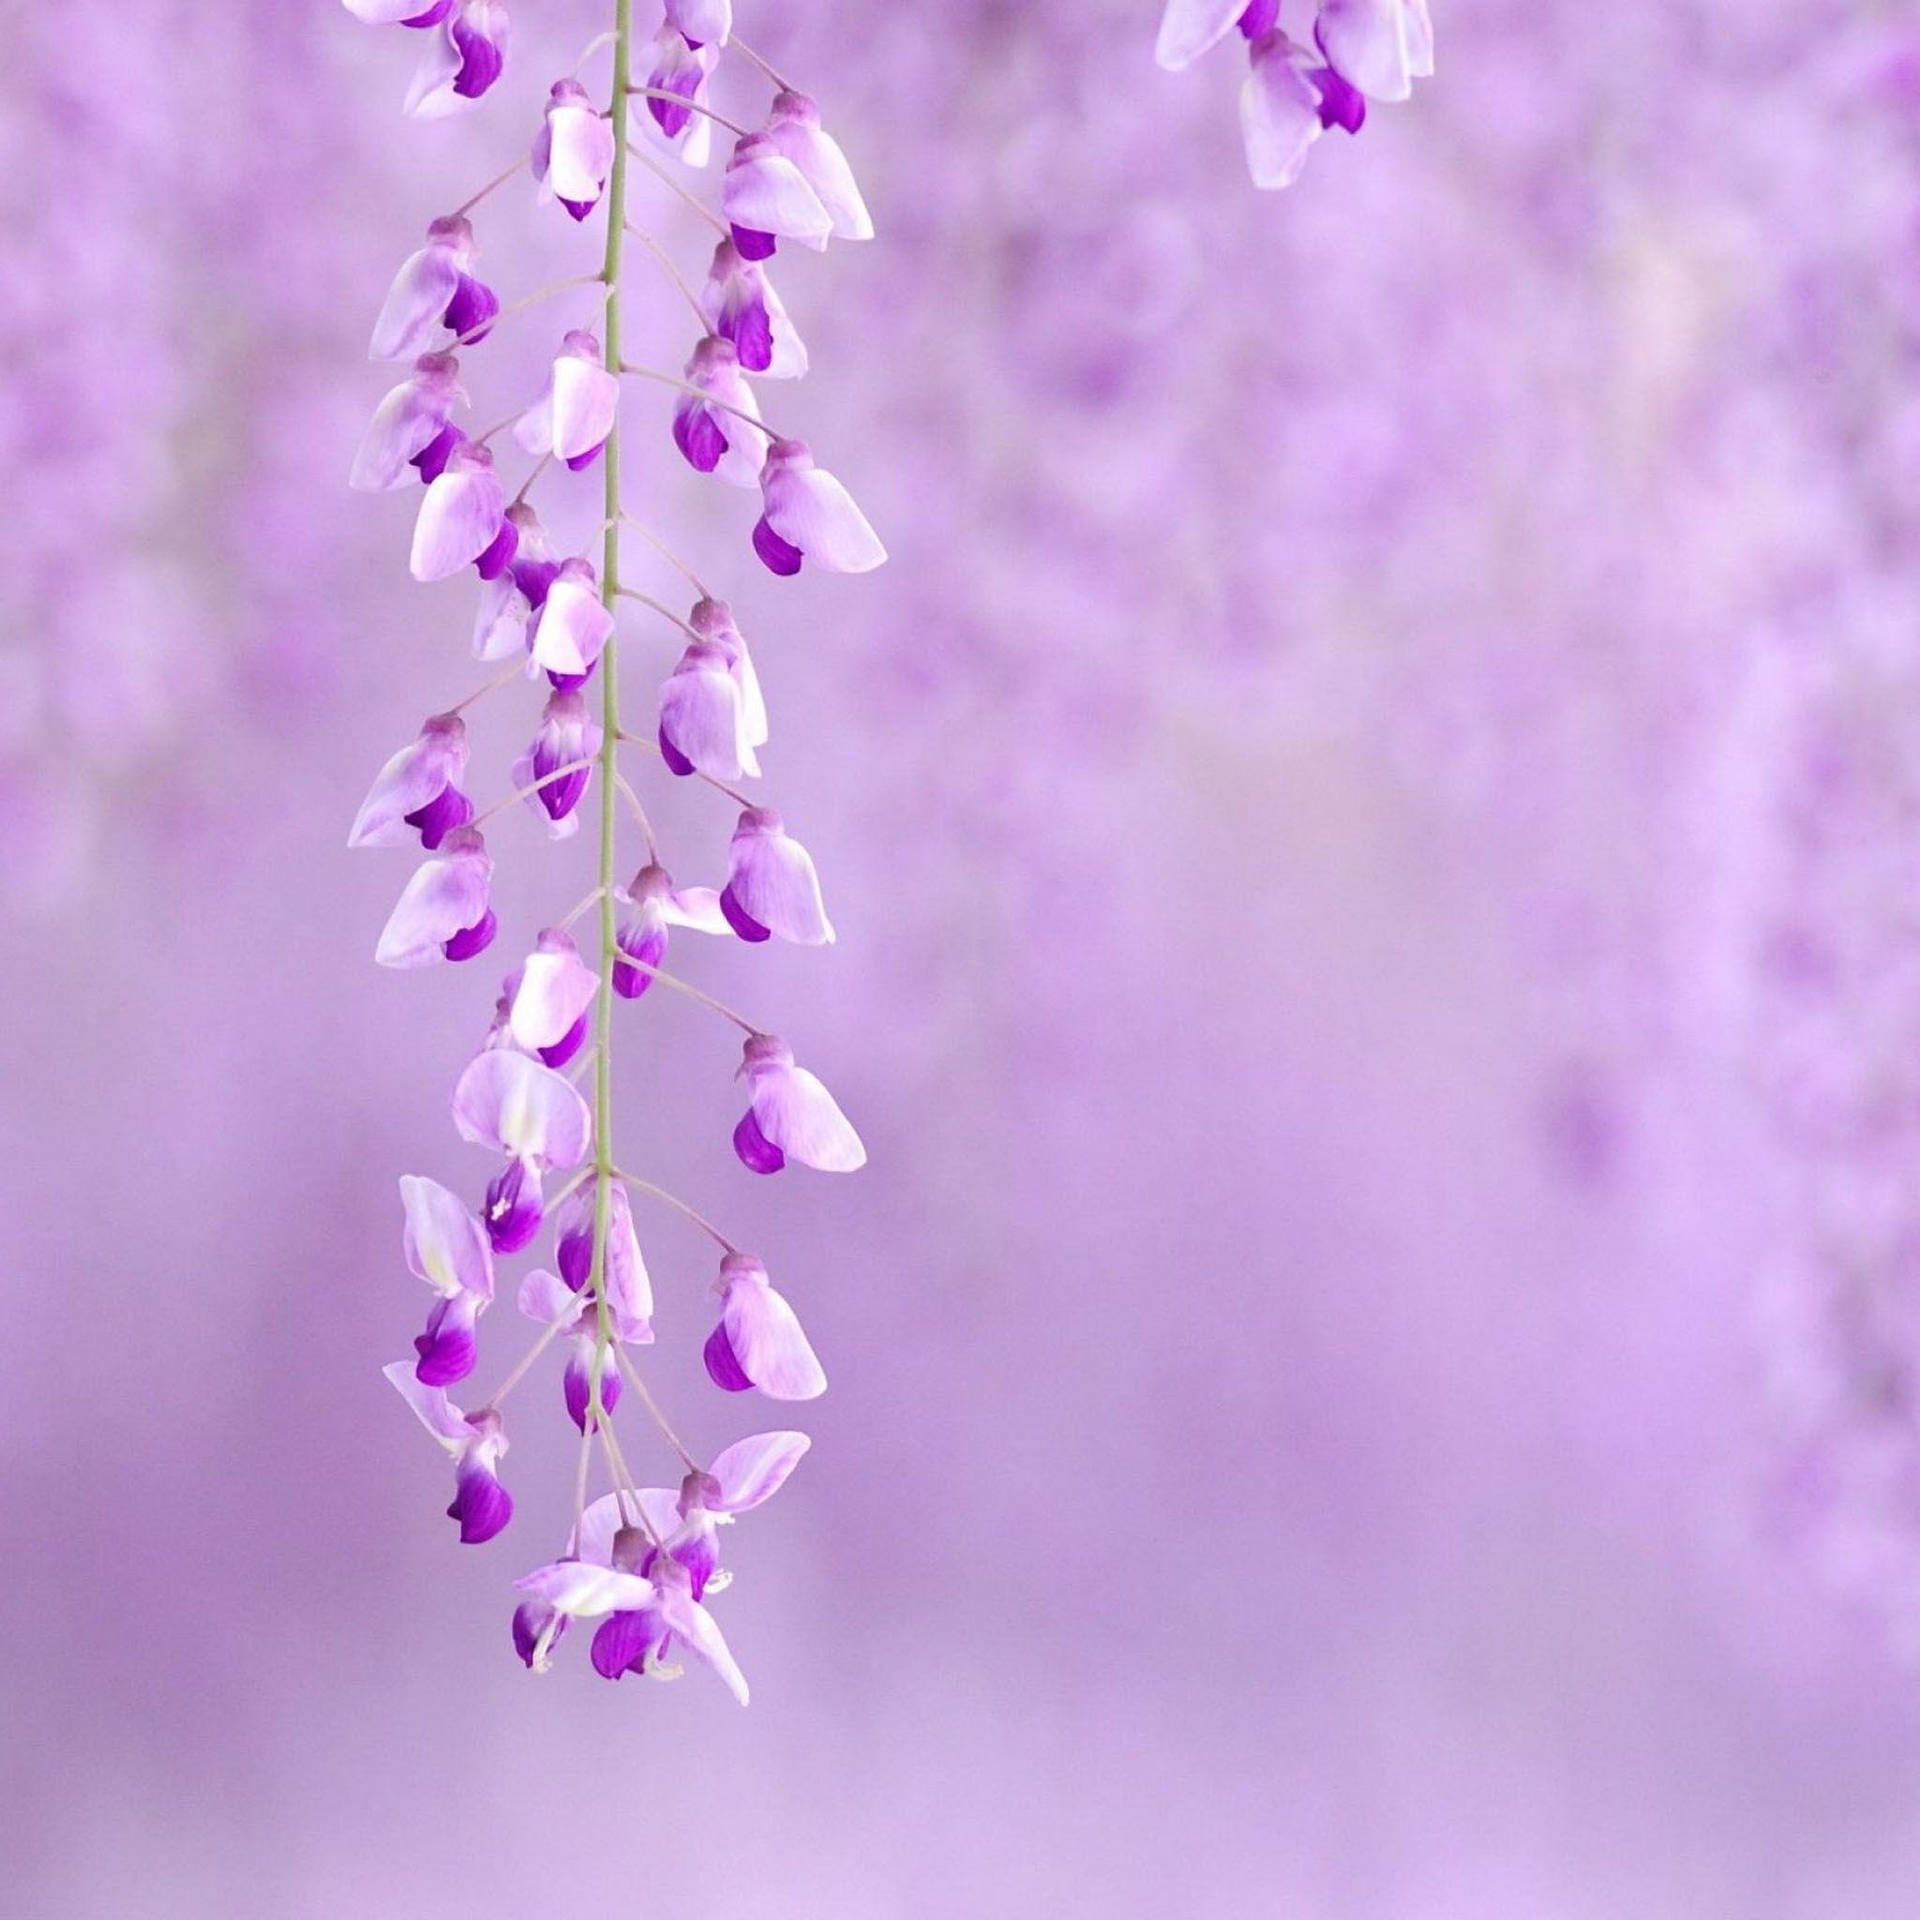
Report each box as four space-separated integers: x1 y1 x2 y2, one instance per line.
1156 0 1433 189
344 0 881 1703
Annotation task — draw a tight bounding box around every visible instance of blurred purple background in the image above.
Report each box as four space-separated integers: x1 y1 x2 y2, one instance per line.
7 2 1920 1914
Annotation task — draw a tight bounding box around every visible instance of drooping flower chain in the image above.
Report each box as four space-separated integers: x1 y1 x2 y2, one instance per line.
1156 0 1434 190
344 0 882 1703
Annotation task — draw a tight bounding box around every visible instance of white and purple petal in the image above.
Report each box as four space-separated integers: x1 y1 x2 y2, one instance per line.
705 1254 826 1401
756 437 885 575
452 1047 594 1167
508 928 601 1058
740 1034 867 1174
528 559 613 677
375 827 494 967
720 808 835 945
348 714 469 849
410 441 506 581
722 134 832 252
349 352 464 493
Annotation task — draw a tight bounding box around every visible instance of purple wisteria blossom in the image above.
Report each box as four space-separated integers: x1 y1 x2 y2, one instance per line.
1156 0 1431 188
346 0 884 1698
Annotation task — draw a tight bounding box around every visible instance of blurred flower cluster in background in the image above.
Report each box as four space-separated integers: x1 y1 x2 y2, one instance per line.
5 2 1920 1915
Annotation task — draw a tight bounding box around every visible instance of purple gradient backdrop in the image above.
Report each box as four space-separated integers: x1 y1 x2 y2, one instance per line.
7 2 1920 1914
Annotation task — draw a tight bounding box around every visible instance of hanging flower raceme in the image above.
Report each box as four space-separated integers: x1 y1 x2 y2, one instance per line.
1155 0 1429 188
533 77 616 219
351 1 883 1701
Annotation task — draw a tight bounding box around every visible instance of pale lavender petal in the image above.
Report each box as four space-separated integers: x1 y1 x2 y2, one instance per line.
747 1047 867 1173
508 928 600 1054
664 0 731 46
659 641 758 780
528 561 613 677
722 808 835 945
656 1583 749 1704
708 1430 811 1513
1242 36 1327 189
602 1184 654 1342
551 357 619 464
1155 0 1247 68
349 357 463 493
451 1048 593 1167
348 715 467 848
760 439 885 573
375 833 492 967
369 239 460 361
383 1358 471 1449
721 139 832 249
574 1493 624 1568
765 94 872 242
515 1560 655 1617
400 1172 495 1300
1315 0 1418 101
410 447 505 581
545 90 616 207
516 1266 577 1325
719 1255 826 1400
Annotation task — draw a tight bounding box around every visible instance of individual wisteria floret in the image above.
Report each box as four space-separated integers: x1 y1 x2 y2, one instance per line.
345 0 512 119
1155 0 1432 189
344 0 884 1702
